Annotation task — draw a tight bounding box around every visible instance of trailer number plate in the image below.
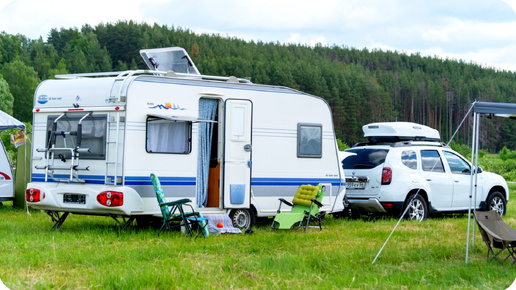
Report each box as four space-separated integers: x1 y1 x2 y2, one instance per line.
63 194 86 204
346 182 366 190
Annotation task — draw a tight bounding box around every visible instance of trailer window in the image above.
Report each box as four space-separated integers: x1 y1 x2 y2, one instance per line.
146 117 192 154
297 123 322 158
46 114 107 159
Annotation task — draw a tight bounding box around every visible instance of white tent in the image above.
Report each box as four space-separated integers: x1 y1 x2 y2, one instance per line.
0 110 25 130
466 101 516 263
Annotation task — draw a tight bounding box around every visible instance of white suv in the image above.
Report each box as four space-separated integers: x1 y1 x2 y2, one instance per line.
342 122 509 220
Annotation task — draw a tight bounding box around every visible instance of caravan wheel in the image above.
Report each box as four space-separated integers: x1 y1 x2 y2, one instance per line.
230 208 255 231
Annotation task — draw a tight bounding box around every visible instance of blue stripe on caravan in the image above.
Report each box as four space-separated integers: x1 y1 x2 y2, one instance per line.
125 176 196 186
251 177 344 187
31 174 344 187
31 173 106 184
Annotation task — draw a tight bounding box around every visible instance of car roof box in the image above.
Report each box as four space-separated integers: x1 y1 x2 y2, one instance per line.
363 122 440 143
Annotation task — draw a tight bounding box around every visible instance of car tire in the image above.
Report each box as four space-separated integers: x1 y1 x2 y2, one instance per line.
486 191 506 216
403 194 428 221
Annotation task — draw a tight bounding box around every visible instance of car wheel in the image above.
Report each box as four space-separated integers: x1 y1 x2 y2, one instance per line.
486 191 506 216
404 194 428 221
230 208 255 231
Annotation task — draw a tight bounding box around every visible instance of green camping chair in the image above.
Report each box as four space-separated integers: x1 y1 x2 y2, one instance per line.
150 173 205 236
271 184 326 232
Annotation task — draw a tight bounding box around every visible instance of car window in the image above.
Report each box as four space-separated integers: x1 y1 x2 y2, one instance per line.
342 148 389 169
401 150 417 170
443 151 471 174
420 150 445 172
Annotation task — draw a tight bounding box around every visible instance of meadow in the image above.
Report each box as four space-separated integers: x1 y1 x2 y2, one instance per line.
1 195 515 289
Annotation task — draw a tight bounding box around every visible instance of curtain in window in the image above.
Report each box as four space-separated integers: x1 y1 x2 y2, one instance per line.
147 120 189 153
197 99 218 207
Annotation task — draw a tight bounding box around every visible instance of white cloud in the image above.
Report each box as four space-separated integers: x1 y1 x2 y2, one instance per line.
1 0 516 71
0 0 152 39
501 0 516 14
421 28 450 42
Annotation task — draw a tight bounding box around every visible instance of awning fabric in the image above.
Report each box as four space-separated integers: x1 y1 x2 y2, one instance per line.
473 102 516 117
0 110 25 130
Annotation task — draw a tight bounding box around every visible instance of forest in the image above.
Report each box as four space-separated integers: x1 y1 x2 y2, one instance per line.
1 20 516 151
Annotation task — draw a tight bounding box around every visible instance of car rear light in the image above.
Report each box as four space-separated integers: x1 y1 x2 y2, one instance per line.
26 188 44 202
381 202 394 208
97 191 123 207
381 167 392 185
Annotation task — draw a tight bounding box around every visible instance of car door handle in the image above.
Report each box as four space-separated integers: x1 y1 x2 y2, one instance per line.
426 178 432 181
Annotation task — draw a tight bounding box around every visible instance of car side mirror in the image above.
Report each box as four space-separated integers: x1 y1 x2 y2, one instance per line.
476 166 483 173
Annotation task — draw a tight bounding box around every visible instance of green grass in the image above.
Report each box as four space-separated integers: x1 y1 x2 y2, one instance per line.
1 200 515 289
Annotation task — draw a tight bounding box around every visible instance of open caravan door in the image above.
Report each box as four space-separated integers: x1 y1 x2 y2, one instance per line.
223 99 252 209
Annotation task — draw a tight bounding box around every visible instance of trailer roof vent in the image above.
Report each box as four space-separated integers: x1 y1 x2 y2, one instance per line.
140 47 200 75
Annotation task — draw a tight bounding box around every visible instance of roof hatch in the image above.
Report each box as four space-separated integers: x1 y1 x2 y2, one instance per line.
140 47 200 75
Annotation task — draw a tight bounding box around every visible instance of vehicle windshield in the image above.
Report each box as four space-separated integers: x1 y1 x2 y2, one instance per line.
342 148 389 169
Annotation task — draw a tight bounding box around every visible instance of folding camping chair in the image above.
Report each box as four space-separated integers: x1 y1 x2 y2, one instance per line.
271 184 325 232
474 210 516 265
150 173 207 237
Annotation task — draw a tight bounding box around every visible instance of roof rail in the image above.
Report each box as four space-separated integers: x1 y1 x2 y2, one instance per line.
352 140 449 148
54 70 252 84
391 141 448 147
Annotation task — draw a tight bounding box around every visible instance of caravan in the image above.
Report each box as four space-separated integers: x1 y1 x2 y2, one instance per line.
0 109 25 202
26 47 346 229
0 141 14 201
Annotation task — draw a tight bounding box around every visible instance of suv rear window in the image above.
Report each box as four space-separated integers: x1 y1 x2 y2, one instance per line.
342 148 389 169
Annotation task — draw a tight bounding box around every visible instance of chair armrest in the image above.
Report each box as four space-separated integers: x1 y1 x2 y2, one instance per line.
162 198 192 207
311 198 323 207
279 198 293 207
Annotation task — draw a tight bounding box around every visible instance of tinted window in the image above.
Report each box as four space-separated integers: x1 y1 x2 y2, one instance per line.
297 123 322 158
443 151 471 174
342 148 389 169
46 114 107 159
401 150 417 170
420 150 445 172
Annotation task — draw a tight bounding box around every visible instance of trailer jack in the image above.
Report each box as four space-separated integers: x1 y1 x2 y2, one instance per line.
46 211 70 230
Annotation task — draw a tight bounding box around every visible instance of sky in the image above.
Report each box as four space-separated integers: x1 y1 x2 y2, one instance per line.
1 0 516 71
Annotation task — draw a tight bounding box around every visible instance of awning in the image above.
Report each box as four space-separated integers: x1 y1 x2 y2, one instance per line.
473 102 516 117
147 114 217 123
0 110 25 130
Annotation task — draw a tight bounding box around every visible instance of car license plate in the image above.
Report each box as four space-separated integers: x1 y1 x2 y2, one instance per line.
347 182 366 189
63 194 86 204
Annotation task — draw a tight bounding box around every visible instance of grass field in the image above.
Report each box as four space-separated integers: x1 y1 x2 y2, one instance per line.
1 198 515 289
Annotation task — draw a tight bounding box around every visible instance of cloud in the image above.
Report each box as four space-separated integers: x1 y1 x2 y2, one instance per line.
1 0 516 71
0 0 152 39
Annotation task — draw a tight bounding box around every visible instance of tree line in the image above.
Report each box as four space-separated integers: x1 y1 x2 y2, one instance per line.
1 20 516 151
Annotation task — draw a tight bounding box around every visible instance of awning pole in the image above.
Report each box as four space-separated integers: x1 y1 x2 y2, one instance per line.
472 113 480 248
466 111 478 264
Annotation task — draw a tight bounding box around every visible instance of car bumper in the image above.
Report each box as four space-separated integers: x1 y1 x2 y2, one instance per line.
348 197 404 215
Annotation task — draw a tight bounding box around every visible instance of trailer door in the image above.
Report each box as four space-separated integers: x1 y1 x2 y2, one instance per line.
223 99 252 209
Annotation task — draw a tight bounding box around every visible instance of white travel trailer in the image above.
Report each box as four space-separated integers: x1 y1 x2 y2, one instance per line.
0 109 25 202
26 47 346 229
